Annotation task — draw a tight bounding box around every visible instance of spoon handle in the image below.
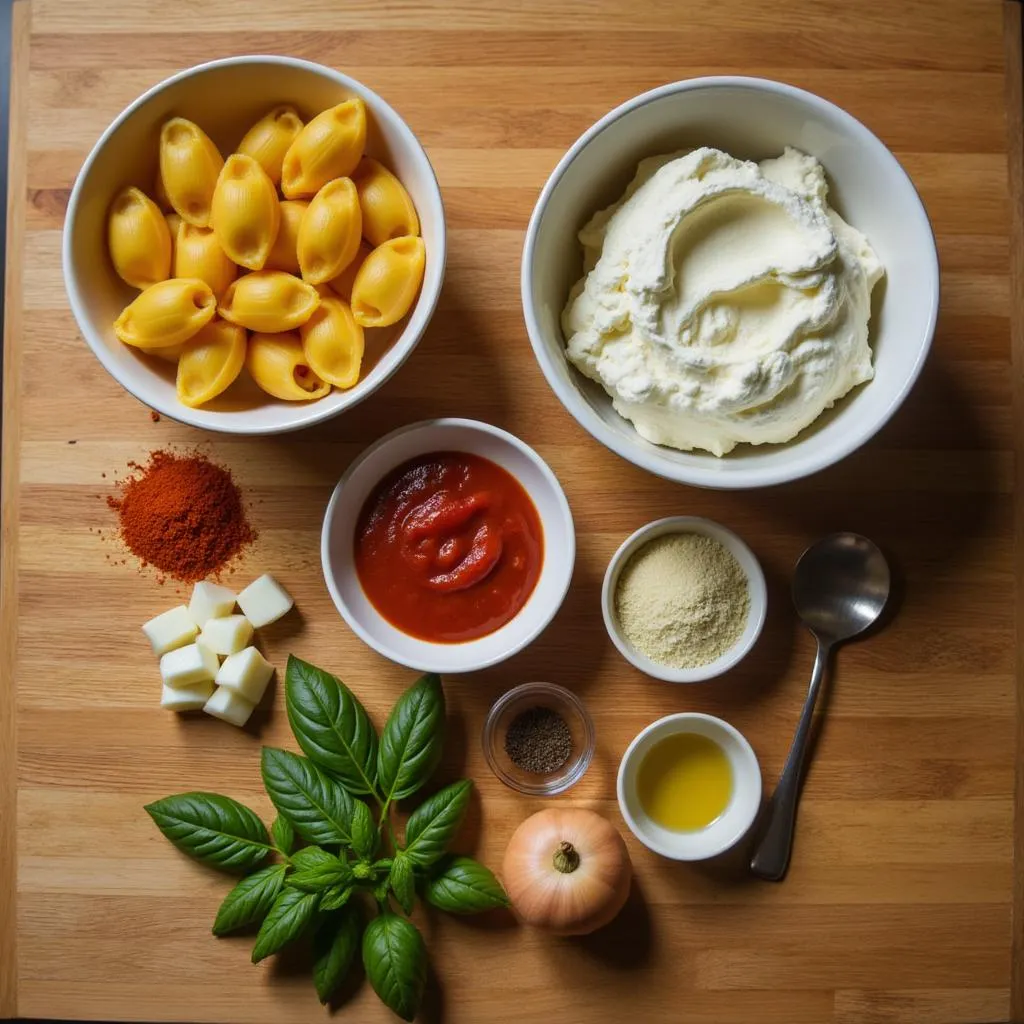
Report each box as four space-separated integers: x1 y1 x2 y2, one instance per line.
750 638 832 881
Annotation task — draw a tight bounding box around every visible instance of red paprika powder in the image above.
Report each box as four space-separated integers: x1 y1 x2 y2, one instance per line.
107 450 255 582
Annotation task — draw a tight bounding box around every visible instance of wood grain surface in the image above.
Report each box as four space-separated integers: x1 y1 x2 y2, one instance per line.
2 1 1021 1022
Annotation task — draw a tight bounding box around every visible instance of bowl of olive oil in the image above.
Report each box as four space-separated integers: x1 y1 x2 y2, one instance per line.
617 713 762 861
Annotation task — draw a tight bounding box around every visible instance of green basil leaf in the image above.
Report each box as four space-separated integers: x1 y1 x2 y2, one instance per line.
251 887 320 963
285 656 379 796
389 854 416 915
402 780 472 868
144 792 271 873
261 747 356 847
212 864 287 935
377 673 445 803
288 848 352 893
423 855 509 914
319 883 354 912
271 815 295 855
362 912 427 1022
350 798 378 860
313 904 362 1004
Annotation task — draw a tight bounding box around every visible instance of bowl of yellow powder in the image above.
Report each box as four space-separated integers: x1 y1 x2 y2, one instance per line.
602 517 767 682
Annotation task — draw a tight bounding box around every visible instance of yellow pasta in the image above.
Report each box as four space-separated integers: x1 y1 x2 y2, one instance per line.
152 340 186 363
210 153 280 271
159 117 224 227
174 223 237 298
352 158 419 247
165 211 182 267
246 331 331 401
350 236 426 328
281 99 367 199
237 105 304 186
264 199 307 275
300 289 364 389
218 271 320 333
113 277 217 349
176 318 247 408
297 177 362 285
326 242 371 301
107 187 172 289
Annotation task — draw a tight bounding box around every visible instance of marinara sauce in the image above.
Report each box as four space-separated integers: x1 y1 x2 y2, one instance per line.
354 452 543 642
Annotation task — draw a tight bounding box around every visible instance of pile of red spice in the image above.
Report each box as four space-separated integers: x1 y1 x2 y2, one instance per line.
107 450 255 582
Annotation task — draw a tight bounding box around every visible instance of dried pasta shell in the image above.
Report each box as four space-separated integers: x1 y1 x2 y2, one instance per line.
174 223 237 298
107 186 172 289
350 236 425 328
246 331 331 401
153 168 173 212
210 153 280 271
114 277 217 349
297 177 361 285
281 99 367 199
237 105 304 186
218 271 320 333
152 341 186 363
264 199 307 275
176 318 247 408
300 290 364 389
326 242 371 301
159 117 224 227
352 158 419 247
165 211 182 267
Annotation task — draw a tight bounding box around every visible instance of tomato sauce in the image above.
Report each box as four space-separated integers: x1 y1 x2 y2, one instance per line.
354 452 544 643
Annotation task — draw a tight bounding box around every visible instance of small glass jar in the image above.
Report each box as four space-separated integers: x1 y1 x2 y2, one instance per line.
482 682 594 796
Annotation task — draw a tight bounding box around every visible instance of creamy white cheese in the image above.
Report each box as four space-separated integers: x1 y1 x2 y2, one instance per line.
562 147 884 456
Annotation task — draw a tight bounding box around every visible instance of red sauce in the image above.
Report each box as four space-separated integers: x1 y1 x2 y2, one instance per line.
354 451 544 643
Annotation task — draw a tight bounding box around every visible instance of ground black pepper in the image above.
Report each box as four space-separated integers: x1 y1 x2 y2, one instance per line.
504 706 573 774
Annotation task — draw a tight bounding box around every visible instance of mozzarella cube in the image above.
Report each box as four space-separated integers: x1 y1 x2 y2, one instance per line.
160 642 219 688
216 646 274 703
188 581 236 629
236 574 294 628
161 680 215 712
142 605 198 656
204 685 256 727
198 614 253 656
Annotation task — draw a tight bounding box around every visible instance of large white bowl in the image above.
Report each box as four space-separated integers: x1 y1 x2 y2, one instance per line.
522 77 939 489
63 56 446 434
321 418 575 674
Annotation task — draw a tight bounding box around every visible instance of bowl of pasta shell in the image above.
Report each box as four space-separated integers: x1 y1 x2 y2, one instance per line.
63 55 445 433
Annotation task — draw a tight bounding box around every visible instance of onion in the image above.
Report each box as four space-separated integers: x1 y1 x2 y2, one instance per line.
501 807 632 935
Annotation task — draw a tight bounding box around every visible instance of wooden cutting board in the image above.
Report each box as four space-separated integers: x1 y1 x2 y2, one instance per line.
2 1 1022 1021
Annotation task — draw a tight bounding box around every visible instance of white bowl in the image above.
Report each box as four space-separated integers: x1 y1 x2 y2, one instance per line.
63 55 446 434
321 418 575 673
522 76 939 488
617 713 762 861
602 516 766 683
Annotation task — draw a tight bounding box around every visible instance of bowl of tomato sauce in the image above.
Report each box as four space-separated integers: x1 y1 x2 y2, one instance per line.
321 418 576 673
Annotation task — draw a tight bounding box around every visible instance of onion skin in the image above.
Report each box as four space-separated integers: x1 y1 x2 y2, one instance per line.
501 807 632 936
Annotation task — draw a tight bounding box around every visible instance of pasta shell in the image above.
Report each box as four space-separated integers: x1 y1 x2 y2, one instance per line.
211 153 281 271
114 277 217 349
165 211 183 267
174 223 237 298
153 168 174 212
218 271 320 333
264 199 307 275
246 331 331 401
297 177 362 285
350 236 426 328
352 158 419 247
152 341 186 363
300 290 364 389
326 242 371 300
176 318 247 408
281 99 367 199
237 105 304 186
107 186 172 289
159 117 224 227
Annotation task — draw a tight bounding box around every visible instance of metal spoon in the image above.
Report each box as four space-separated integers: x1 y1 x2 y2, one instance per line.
750 533 890 881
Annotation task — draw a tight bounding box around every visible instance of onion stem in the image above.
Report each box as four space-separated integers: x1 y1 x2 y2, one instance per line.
553 840 580 874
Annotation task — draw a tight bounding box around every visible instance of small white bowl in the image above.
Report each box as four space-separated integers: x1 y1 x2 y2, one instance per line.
63 55 446 434
321 418 575 673
617 713 762 861
602 516 766 683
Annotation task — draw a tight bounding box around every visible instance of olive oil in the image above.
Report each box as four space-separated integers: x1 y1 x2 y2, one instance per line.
636 732 733 831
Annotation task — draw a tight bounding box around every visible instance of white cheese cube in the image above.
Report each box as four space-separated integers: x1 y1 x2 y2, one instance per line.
160 642 219 688
236 574 294 628
216 646 274 703
160 680 214 712
198 615 253 656
142 605 198 656
188 581 236 629
204 685 256 727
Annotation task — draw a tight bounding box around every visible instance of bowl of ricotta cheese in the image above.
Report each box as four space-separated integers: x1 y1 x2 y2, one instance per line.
522 77 938 488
